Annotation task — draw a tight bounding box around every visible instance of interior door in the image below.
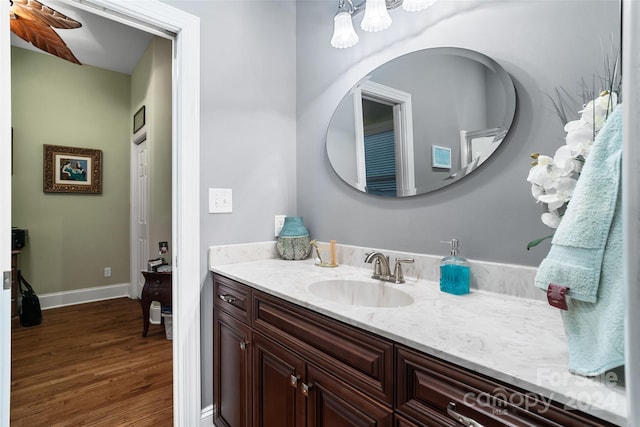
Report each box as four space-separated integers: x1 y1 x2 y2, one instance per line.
134 138 149 296
0 0 12 423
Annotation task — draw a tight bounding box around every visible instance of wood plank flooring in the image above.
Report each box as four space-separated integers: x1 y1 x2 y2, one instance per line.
11 297 173 426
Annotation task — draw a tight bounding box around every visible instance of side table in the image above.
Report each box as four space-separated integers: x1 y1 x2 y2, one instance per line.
140 271 172 337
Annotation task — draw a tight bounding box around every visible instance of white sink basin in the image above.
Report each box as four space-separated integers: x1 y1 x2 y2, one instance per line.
309 279 414 308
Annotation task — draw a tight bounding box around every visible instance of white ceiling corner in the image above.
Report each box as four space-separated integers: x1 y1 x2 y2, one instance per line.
10 0 153 75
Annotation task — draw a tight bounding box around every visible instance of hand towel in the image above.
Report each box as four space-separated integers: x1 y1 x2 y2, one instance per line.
535 105 624 376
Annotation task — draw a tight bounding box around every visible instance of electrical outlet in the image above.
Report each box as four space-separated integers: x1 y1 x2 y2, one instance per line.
274 215 286 237
209 188 233 213
104 267 112 277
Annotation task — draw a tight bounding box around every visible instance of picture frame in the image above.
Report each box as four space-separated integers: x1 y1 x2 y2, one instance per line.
133 105 145 133
43 145 102 194
432 145 452 169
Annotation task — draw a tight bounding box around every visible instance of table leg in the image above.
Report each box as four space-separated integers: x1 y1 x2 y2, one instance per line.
141 295 150 337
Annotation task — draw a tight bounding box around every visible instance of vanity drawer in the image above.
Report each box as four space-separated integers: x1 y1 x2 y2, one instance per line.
213 274 252 324
252 290 394 405
396 345 617 427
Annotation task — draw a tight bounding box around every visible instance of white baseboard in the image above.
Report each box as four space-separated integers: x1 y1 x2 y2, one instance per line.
39 283 132 310
201 405 214 426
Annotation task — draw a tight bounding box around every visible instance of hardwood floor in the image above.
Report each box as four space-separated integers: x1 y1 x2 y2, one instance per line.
11 298 173 426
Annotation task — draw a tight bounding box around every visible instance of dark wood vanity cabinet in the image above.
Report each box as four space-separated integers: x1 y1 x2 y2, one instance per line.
213 273 393 427
213 273 617 427
396 345 617 427
213 276 253 427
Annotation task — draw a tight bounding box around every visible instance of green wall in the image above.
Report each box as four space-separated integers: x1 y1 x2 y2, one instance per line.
11 47 131 294
131 37 173 267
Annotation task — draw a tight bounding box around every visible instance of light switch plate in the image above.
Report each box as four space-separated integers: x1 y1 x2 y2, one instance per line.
209 188 233 213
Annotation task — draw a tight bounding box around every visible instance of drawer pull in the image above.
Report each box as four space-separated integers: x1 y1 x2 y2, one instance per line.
290 375 300 388
447 402 484 427
219 294 237 303
302 382 313 397
239 341 248 351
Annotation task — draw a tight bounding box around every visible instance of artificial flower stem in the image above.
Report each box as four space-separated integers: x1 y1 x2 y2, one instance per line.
526 234 555 250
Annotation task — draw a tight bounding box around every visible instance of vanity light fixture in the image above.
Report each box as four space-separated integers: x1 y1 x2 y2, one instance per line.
331 0 437 49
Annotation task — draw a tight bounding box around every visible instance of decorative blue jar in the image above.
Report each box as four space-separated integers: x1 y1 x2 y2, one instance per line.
276 216 311 260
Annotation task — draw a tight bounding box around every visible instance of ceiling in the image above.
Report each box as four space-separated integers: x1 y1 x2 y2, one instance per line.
10 0 154 75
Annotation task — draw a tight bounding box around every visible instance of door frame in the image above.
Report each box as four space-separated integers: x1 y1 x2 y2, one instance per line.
622 1 640 424
0 1 201 425
0 0 12 424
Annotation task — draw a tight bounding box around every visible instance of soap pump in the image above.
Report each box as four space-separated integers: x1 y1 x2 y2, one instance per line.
439 239 470 295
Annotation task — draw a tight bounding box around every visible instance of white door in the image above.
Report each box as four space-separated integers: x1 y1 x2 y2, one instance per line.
132 138 149 297
0 1 12 423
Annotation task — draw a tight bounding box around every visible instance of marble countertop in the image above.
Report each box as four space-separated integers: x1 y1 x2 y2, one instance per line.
209 250 626 425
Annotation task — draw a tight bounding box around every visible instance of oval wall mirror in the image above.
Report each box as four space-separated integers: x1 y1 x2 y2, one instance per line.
326 47 517 197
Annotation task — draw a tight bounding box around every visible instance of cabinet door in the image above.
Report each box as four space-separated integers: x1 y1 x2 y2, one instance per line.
252 332 306 427
214 310 252 427
306 364 393 427
394 415 419 427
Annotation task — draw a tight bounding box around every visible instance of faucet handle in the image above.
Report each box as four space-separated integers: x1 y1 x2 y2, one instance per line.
393 258 415 284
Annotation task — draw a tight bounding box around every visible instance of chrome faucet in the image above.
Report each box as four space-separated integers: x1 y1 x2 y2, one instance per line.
364 252 414 284
364 252 391 280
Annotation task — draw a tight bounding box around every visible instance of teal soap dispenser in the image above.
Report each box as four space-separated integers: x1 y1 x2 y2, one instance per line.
439 239 470 295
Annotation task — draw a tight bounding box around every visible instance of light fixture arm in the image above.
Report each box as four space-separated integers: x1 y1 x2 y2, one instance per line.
332 0 435 48
340 0 404 17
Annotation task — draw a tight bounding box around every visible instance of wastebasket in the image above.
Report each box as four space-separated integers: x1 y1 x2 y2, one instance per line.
161 306 172 340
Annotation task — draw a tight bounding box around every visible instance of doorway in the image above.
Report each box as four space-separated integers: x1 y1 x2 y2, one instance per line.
0 1 201 425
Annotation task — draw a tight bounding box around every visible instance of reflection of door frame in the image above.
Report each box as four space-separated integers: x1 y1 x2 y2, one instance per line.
459 127 502 168
0 1 201 425
352 80 416 196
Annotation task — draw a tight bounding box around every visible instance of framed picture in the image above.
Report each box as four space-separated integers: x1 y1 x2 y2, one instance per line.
432 145 452 169
43 145 102 194
133 105 145 133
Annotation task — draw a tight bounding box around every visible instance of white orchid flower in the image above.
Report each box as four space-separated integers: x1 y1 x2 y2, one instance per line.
537 176 577 210
554 145 583 175
564 119 594 157
541 210 562 229
527 155 562 189
529 89 617 242
580 91 618 130
531 183 545 202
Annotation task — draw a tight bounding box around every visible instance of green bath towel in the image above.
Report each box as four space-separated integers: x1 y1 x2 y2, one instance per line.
535 105 624 376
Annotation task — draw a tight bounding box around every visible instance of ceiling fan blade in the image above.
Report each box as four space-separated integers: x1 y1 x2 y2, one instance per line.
10 15 81 64
11 0 82 29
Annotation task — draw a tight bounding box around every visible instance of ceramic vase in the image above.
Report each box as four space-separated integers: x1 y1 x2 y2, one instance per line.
276 216 311 260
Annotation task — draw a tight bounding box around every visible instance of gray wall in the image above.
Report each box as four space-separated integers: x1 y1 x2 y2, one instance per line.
163 0 619 412
160 0 297 409
297 0 620 266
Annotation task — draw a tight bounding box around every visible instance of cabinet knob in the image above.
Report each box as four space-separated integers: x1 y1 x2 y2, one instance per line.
219 294 237 303
302 382 314 397
239 341 248 351
289 375 301 388
447 402 484 427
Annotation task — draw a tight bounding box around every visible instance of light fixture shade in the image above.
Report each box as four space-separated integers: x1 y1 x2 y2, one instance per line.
402 0 436 12
360 0 392 32
331 11 359 48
